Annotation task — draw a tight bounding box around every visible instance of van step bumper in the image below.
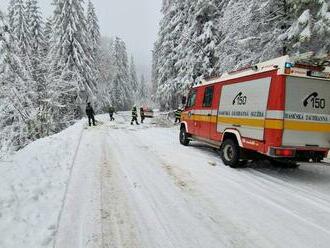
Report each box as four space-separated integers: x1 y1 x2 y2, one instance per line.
269 147 329 161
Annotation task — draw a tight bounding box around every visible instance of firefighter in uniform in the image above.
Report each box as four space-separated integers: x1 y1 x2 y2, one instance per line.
86 102 96 126
131 105 139 125
175 108 182 124
140 107 145 124
109 106 115 121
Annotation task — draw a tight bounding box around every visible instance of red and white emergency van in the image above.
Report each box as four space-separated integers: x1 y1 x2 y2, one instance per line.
180 54 330 168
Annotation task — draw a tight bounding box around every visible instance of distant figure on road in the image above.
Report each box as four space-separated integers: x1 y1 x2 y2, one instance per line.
109 106 115 121
175 108 182 124
131 105 139 125
140 107 145 124
86 102 96 126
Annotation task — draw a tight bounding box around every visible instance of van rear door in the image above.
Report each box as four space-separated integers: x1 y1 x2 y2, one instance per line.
283 76 330 148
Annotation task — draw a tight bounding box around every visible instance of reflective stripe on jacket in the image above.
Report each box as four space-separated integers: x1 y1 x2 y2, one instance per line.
132 109 138 117
175 109 182 118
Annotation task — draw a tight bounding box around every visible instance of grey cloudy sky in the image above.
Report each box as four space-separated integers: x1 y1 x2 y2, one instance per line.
0 0 162 80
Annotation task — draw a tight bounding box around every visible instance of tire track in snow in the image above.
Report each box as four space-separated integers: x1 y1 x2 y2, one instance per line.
53 124 85 248
107 125 267 248
105 115 178 248
99 119 141 248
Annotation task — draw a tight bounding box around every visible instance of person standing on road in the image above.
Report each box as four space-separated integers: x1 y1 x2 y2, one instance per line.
86 102 96 126
175 108 182 124
131 105 139 125
140 107 145 124
109 106 115 121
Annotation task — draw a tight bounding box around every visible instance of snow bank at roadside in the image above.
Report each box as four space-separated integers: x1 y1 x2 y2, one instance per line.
0 120 84 248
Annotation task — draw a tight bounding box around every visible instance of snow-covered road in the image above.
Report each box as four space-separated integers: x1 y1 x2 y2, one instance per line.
2 112 330 248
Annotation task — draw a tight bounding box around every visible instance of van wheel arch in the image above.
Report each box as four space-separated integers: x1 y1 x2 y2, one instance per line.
220 132 242 168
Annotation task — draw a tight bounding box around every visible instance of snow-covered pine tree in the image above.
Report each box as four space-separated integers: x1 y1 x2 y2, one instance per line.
48 0 97 121
216 0 287 72
111 37 131 110
129 55 139 94
43 17 53 52
86 0 103 111
138 74 148 100
153 0 189 109
24 0 49 139
185 0 220 78
151 49 158 97
285 0 330 55
86 0 100 61
7 0 16 33
97 36 114 108
25 0 45 54
0 10 36 157
9 0 32 58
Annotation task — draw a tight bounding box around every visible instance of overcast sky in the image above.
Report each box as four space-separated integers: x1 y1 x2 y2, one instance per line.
0 0 162 80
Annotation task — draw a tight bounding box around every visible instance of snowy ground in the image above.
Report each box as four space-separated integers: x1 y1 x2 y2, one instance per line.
1 112 330 248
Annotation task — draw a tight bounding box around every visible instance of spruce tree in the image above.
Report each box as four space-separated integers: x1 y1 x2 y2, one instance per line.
97 36 114 107
129 55 139 93
25 0 45 54
110 37 132 110
285 0 330 54
86 0 100 60
44 17 53 52
10 0 32 57
48 0 97 120
138 74 148 100
0 10 36 155
49 0 96 94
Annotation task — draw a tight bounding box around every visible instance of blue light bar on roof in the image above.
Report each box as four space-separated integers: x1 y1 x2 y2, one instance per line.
285 62 294 68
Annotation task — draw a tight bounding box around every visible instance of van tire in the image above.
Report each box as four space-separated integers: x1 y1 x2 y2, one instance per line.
180 127 190 146
221 139 240 168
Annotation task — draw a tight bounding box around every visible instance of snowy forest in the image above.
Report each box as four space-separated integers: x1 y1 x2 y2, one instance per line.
152 0 330 109
0 0 149 157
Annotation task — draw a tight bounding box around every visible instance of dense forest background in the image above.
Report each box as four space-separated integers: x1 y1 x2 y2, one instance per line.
152 0 330 109
0 0 149 157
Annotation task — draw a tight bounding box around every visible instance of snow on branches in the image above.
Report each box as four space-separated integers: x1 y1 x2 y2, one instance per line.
153 0 330 110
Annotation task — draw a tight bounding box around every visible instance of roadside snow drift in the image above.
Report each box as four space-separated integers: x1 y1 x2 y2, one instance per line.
0 121 84 247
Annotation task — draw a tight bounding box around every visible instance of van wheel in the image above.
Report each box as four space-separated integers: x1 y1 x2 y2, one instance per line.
221 139 240 168
180 127 190 146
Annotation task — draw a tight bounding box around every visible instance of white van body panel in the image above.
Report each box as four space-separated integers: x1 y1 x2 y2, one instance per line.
217 77 272 140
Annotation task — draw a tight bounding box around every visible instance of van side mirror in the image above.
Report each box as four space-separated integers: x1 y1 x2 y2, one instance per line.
182 96 187 105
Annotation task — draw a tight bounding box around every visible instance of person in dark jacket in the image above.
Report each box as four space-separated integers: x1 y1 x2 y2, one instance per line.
175 108 182 124
86 102 96 126
109 106 115 121
131 106 139 125
140 107 145 124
